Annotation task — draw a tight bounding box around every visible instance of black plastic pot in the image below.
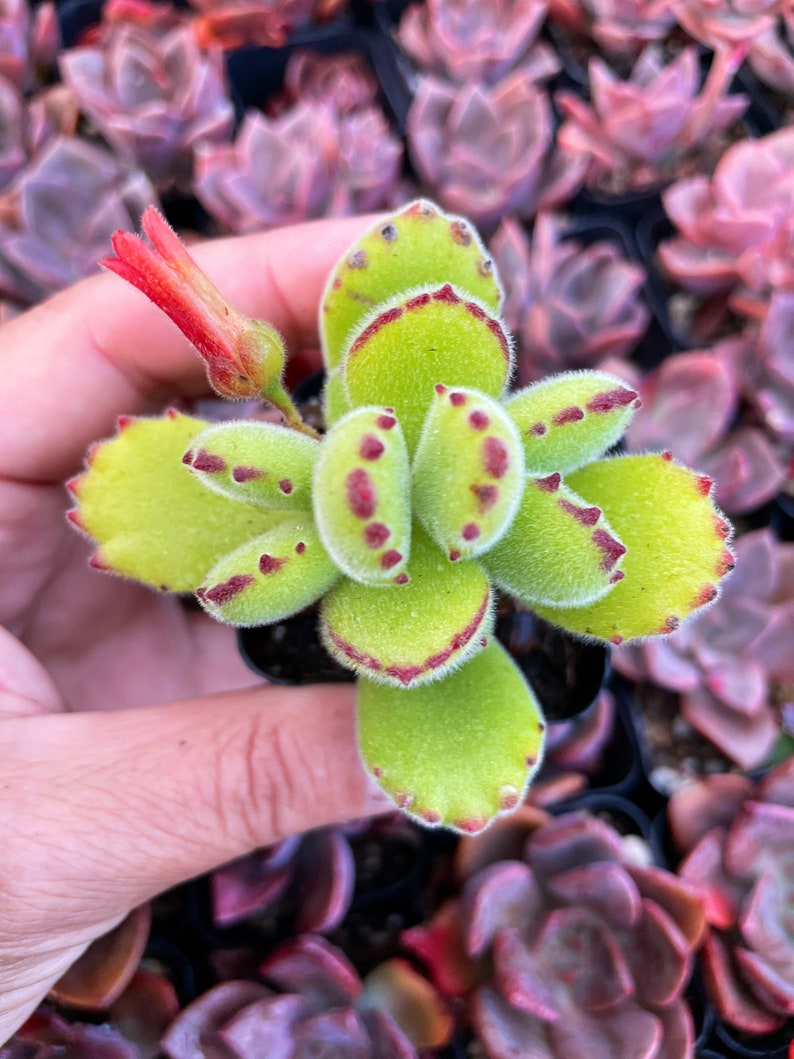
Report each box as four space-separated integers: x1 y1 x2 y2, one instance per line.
714 1021 793 1059
225 19 413 135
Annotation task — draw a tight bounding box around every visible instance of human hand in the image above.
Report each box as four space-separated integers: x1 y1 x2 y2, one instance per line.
0 215 390 1043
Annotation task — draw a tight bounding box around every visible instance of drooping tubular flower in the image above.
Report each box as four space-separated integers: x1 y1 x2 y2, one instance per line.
67 201 734 833
103 208 305 429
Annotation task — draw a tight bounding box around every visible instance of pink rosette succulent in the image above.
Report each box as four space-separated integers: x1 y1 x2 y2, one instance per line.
556 45 748 194
621 344 788 515
748 13 794 98
276 48 380 116
659 126 794 320
59 23 234 189
403 807 706 1058
490 213 649 383
0 76 79 194
672 0 790 49
737 291 794 445
0 135 156 304
396 0 559 85
547 0 676 56
194 99 403 234
407 71 586 231
531 689 618 804
668 759 794 1036
616 528 794 769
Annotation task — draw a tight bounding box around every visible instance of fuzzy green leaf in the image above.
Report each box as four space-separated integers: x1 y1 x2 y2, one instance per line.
505 371 641 474
313 406 412 585
185 421 318 510
357 641 545 833
343 285 512 453
413 386 525 560
482 473 626 608
322 368 351 427
320 199 502 370
70 412 288 591
197 515 339 625
532 454 735 643
320 524 493 687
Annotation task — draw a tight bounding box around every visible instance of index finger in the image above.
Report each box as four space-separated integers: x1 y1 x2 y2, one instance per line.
0 215 374 483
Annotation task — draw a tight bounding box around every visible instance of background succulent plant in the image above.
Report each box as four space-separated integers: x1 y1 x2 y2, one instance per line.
556 45 748 194
668 759 794 1035
546 0 676 57
403 806 707 1058
490 213 650 384
59 23 234 190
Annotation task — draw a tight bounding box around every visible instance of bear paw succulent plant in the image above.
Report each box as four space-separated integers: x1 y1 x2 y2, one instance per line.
65 199 735 834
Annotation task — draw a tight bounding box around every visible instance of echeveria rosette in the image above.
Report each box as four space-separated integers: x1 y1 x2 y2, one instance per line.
67 199 735 835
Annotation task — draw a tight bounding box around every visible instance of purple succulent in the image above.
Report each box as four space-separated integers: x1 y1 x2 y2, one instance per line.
59 23 234 189
0 74 24 191
396 0 559 85
672 0 790 49
161 935 451 1057
404 808 706 1058
195 96 403 234
556 45 748 194
547 0 676 56
406 70 586 231
659 126 794 320
616 529 794 769
668 759 794 1035
0 0 59 90
735 291 794 445
620 344 788 514
490 213 649 384
0 135 156 304
748 13 794 98
275 48 380 116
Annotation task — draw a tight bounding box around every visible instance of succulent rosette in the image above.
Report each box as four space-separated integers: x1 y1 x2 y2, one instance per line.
668 760 794 1035
66 199 734 834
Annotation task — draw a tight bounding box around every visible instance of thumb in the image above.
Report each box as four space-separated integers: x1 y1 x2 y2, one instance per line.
0 682 387 930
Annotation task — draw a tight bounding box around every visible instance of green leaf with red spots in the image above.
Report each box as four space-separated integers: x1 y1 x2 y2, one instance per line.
342 284 513 454
67 412 289 592
320 199 502 371
482 473 626 607
531 453 735 643
313 406 412 585
185 421 319 510
322 368 351 427
357 641 545 833
412 387 525 561
196 515 340 625
320 525 493 687
505 371 641 474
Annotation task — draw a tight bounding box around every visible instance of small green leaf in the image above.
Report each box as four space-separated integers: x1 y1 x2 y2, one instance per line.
357 641 546 833
343 284 512 453
322 368 351 427
197 515 340 625
185 421 318 510
320 199 502 370
320 524 493 687
532 453 735 644
482 473 626 608
70 412 288 591
313 406 412 585
413 386 525 560
505 371 641 474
